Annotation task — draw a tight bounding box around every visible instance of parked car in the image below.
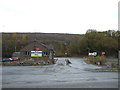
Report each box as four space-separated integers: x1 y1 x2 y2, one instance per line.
2 58 13 62
11 57 19 61
0 58 2 62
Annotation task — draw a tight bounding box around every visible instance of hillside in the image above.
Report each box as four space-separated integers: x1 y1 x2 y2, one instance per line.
24 33 83 42
2 33 84 57
3 32 83 42
2 30 119 57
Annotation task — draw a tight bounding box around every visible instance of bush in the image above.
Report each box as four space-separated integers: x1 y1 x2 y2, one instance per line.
85 56 107 65
111 61 118 68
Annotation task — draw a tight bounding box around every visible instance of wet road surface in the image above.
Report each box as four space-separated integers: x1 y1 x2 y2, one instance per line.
2 57 118 88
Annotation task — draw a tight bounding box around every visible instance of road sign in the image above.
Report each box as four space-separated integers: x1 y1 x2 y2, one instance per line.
102 52 105 55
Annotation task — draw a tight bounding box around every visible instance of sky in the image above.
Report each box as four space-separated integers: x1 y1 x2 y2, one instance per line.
0 0 119 34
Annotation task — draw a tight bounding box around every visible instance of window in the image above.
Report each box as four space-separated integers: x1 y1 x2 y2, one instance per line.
24 51 30 56
43 52 49 56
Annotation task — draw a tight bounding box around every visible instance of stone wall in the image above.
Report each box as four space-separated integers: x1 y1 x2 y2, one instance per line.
2 58 55 66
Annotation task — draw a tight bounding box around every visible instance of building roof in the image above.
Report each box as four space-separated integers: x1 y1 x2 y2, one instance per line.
20 40 54 51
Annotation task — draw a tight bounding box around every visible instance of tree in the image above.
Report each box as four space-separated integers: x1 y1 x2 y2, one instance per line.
21 34 27 40
86 29 97 34
12 33 17 40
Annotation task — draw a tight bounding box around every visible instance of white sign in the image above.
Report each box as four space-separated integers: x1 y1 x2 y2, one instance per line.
89 52 97 56
93 52 97 56
31 51 42 57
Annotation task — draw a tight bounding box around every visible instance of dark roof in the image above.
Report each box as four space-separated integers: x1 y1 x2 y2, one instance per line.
20 40 54 51
36 41 54 50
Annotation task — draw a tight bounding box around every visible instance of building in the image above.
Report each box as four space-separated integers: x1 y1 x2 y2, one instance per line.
19 40 55 65
12 52 20 58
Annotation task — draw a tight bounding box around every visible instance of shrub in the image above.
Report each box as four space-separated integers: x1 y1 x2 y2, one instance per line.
85 56 107 65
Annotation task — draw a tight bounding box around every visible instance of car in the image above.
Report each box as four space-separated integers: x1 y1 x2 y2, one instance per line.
0 58 2 62
11 57 19 61
2 58 13 62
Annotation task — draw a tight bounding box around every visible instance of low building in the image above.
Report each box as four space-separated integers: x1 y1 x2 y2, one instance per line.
12 52 20 58
19 40 55 65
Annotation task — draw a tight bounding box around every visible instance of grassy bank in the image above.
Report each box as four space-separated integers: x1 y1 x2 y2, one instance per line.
84 56 107 66
95 68 120 72
84 56 119 72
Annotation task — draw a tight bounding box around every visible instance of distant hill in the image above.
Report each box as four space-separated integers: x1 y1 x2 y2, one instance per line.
2 32 83 43
26 33 84 42
2 32 84 46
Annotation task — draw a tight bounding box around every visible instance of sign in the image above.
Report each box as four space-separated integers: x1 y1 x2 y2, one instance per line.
31 51 42 57
93 52 97 56
102 52 105 55
88 52 97 56
88 52 92 56
36 48 40 51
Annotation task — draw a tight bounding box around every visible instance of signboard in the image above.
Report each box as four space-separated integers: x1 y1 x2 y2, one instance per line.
88 53 93 56
36 48 40 51
88 52 97 56
93 52 97 56
31 51 42 57
102 52 105 55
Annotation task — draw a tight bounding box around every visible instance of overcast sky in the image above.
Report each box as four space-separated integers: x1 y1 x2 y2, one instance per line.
0 0 119 34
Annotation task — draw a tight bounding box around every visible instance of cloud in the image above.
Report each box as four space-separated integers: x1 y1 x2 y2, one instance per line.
0 0 119 34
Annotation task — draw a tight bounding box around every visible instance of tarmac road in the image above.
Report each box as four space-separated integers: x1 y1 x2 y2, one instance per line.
2 57 118 88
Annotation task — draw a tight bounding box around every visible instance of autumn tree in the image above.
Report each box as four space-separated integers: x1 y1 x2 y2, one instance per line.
12 33 17 40
21 34 27 40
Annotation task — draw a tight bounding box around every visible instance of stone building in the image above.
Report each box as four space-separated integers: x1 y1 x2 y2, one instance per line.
19 40 55 65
